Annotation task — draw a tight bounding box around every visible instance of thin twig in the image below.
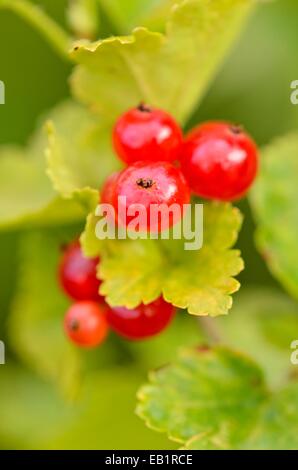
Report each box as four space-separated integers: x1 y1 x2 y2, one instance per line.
0 0 72 61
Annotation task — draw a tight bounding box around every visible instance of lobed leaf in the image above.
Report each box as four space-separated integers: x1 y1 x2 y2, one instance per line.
71 0 256 123
137 347 267 448
82 202 244 317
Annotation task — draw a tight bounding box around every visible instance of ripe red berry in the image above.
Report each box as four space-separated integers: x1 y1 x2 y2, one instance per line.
113 103 183 164
105 161 190 232
180 121 258 201
106 297 175 340
59 241 102 301
101 171 121 205
64 301 109 348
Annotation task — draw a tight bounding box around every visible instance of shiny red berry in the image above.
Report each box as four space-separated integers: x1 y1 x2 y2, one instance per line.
106 297 175 340
64 301 109 348
101 171 121 205
106 161 190 232
59 241 101 301
113 103 183 164
181 121 258 201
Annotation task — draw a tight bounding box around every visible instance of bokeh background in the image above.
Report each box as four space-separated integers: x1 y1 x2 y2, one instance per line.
0 0 297 449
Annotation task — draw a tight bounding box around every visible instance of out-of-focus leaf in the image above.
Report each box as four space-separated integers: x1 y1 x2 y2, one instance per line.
71 0 256 123
137 347 267 448
214 289 298 389
67 0 99 39
0 102 98 230
0 365 174 450
242 384 298 450
250 134 298 300
9 230 82 397
86 202 243 317
46 101 121 202
98 0 179 32
0 0 72 60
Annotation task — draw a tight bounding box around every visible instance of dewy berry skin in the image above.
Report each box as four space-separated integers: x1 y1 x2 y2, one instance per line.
181 121 258 201
106 297 175 340
64 301 109 348
59 241 101 301
105 161 191 232
113 103 183 164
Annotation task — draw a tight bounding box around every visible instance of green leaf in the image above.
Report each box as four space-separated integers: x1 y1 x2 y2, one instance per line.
100 239 165 308
0 365 174 450
46 101 121 201
0 0 72 61
67 0 99 39
137 347 267 448
162 203 244 316
71 0 256 123
86 202 243 317
0 145 53 228
98 0 179 33
250 134 298 300
214 289 298 389
242 384 298 450
9 229 82 397
0 102 97 230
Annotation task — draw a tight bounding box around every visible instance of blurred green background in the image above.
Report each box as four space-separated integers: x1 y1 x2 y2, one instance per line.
0 0 297 449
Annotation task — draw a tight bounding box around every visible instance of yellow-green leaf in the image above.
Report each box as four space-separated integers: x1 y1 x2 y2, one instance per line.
87 202 243 317
46 101 121 202
71 0 256 123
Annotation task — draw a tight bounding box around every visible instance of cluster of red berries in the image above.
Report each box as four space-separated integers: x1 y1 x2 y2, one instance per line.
102 103 258 233
60 104 258 348
60 242 175 348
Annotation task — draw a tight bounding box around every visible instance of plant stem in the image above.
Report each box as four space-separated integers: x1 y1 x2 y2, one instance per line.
199 317 222 344
0 0 72 62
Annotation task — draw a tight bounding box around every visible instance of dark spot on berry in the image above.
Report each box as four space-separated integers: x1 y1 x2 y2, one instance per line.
136 178 154 189
137 102 152 113
229 124 243 135
73 46 79 51
70 318 80 332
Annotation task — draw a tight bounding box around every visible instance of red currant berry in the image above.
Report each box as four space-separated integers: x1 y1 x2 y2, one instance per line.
59 241 102 301
113 103 183 164
64 301 109 348
106 161 190 232
101 171 121 205
106 297 175 340
181 121 258 201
